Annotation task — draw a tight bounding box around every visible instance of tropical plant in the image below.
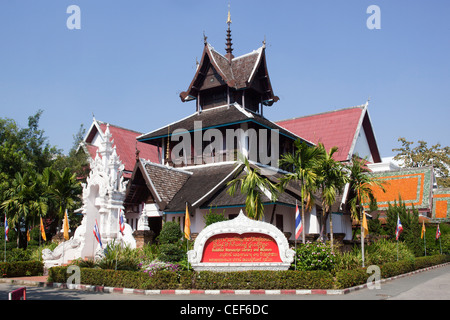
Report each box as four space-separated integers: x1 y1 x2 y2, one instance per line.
291 241 336 272
47 167 82 227
227 155 278 220
346 154 386 266
315 143 349 251
1 171 50 248
279 140 321 243
204 207 228 226
384 200 422 256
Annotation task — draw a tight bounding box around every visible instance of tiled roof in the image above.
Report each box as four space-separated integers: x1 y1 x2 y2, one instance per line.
364 167 434 211
432 188 450 219
276 105 381 163
137 104 305 143
142 161 191 205
84 120 159 178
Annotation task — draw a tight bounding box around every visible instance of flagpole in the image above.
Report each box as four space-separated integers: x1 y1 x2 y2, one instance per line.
424 232 426 257
3 223 6 263
4 216 7 262
294 200 297 271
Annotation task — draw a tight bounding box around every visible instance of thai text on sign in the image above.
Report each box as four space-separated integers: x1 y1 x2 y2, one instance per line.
201 233 282 263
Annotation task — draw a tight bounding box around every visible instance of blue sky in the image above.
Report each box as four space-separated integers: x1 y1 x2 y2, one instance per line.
0 1 449 157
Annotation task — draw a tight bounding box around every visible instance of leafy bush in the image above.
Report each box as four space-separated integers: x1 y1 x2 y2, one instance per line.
192 270 334 290
0 261 44 278
204 208 228 226
335 268 368 289
141 260 180 277
365 239 415 265
95 241 140 271
158 243 185 263
292 241 336 271
157 222 182 244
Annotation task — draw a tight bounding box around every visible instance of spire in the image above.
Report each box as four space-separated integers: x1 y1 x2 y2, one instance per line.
225 5 234 61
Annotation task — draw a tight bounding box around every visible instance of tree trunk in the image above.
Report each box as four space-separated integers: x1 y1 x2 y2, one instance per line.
319 211 328 242
302 202 306 244
329 211 334 254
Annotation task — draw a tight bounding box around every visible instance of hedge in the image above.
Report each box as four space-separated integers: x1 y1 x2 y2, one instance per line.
49 267 334 290
0 261 44 278
47 254 450 290
335 254 450 289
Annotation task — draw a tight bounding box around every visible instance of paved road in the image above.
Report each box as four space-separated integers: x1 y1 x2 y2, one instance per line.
1 264 449 301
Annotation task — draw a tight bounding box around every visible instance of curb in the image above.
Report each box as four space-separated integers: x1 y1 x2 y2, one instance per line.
2 262 449 296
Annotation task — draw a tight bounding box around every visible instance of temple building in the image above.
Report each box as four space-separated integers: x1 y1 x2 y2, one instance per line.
76 13 448 248
122 14 314 243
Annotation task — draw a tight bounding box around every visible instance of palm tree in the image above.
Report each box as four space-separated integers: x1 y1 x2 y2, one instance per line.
279 140 321 244
227 155 278 220
316 143 349 252
347 154 386 266
1 171 49 247
47 167 82 229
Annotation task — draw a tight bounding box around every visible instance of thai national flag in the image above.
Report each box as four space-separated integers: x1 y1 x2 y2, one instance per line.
93 219 103 248
295 203 303 240
396 215 403 240
4 216 8 242
436 224 441 240
119 210 125 236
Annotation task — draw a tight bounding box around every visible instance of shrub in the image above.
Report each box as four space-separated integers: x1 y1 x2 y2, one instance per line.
335 268 368 289
158 243 185 263
141 260 180 277
192 270 334 290
365 239 415 265
292 241 336 272
157 222 182 244
0 261 44 278
204 208 228 226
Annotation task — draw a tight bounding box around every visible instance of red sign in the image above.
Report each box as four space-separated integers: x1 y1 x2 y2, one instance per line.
201 233 282 263
9 287 26 300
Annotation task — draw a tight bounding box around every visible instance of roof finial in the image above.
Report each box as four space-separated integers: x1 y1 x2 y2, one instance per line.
365 96 371 108
225 3 234 61
203 31 208 45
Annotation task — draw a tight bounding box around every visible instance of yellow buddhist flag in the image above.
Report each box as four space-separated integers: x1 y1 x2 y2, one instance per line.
63 209 70 241
362 212 369 239
184 203 191 240
421 221 426 239
40 217 47 241
27 228 31 242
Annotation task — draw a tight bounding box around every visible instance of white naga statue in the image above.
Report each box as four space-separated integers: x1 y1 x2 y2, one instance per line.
42 125 136 268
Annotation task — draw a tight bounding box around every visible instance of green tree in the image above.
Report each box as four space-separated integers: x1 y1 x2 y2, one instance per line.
46 167 83 232
227 155 278 221
1 171 50 248
346 155 386 266
279 140 321 243
316 143 349 251
384 199 422 256
393 137 450 188
52 124 90 180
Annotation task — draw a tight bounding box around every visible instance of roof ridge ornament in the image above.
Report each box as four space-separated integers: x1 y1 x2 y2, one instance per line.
225 4 234 61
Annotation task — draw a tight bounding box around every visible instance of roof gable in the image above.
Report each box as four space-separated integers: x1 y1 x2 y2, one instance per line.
276 104 381 163
82 119 160 177
179 43 278 105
